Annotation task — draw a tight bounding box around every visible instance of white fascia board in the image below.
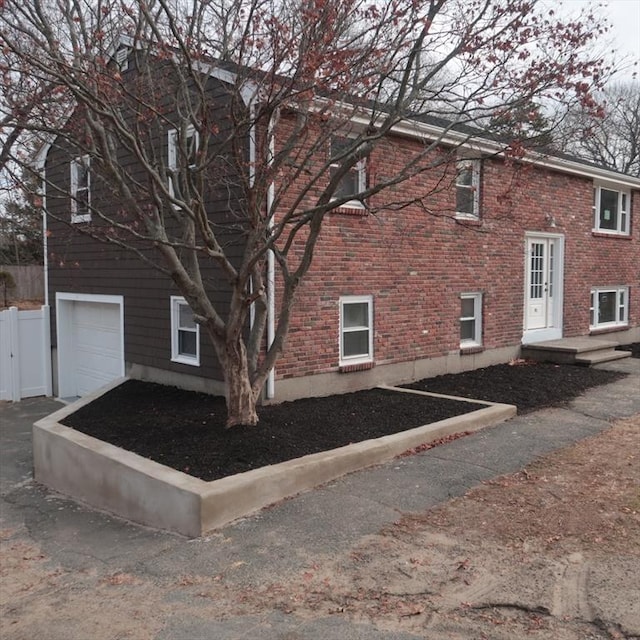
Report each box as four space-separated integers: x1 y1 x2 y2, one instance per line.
391 118 640 188
192 60 258 107
523 155 640 189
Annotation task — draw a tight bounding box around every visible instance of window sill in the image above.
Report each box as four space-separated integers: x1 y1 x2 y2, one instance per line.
460 345 484 355
339 361 374 373
591 231 631 239
455 216 482 226
589 325 628 336
332 206 368 217
171 356 200 367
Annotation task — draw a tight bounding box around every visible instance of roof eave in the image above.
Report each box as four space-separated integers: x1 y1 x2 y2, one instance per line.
349 112 640 189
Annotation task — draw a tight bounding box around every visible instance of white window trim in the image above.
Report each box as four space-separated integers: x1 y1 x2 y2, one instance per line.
330 137 367 210
170 296 200 366
339 295 374 366
589 286 629 330
592 182 630 235
455 158 480 219
168 125 199 200
460 292 483 347
70 155 91 223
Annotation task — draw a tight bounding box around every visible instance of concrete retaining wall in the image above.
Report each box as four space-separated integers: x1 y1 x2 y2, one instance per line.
33 379 516 536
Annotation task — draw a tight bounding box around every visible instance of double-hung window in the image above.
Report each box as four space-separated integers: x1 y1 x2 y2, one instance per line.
593 184 630 235
455 159 480 219
339 295 373 366
171 296 200 365
590 287 628 330
70 155 91 223
330 136 366 209
168 125 199 201
460 293 482 348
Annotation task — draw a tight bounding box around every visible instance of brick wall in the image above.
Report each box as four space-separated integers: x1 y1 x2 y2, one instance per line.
272 131 640 382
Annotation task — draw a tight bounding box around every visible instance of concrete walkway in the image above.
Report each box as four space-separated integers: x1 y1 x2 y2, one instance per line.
1 357 639 639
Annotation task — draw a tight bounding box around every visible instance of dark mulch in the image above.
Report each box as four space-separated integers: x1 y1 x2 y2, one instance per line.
402 360 627 413
63 360 628 482
64 384 480 481
616 342 640 358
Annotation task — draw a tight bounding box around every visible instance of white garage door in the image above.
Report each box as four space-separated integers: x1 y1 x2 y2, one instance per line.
72 301 122 396
56 294 124 398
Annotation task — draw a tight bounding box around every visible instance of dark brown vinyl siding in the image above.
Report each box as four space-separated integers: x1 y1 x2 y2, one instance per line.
45 72 249 384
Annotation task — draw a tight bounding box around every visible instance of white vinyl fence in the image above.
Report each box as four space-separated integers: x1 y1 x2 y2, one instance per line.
0 306 52 402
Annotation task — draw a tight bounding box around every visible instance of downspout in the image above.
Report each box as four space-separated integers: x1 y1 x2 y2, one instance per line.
41 168 49 307
33 146 50 307
266 109 277 399
36 147 53 396
244 83 275 399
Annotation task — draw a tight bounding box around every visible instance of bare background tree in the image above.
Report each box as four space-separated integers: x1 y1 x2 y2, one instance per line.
556 82 640 177
0 170 43 265
0 0 611 426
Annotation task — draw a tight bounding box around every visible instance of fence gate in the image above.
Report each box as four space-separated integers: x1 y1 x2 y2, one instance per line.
0 306 52 402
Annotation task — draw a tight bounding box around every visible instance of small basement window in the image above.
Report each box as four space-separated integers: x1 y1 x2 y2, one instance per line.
171 296 200 365
460 292 482 347
339 295 373 366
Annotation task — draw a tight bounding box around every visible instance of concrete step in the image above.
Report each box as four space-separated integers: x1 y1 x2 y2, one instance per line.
521 337 629 366
574 349 631 365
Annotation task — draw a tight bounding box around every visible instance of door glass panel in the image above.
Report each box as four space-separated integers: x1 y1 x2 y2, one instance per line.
530 243 544 299
548 242 554 298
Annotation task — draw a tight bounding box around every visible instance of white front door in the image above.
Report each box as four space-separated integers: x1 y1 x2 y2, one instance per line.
523 234 564 343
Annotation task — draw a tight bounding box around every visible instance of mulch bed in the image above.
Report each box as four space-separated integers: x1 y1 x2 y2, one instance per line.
402 359 629 412
63 359 628 482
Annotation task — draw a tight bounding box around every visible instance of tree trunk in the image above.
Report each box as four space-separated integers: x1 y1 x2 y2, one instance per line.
223 338 259 428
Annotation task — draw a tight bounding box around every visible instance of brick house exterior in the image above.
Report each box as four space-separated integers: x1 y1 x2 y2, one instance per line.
42 68 640 402
267 129 640 400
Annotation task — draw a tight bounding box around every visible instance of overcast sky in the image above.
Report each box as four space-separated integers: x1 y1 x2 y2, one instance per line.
562 0 640 81
606 0 640 77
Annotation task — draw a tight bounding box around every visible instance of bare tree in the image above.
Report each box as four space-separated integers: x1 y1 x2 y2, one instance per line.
0 0 611 426
0 169 43 265
557 82 640 177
